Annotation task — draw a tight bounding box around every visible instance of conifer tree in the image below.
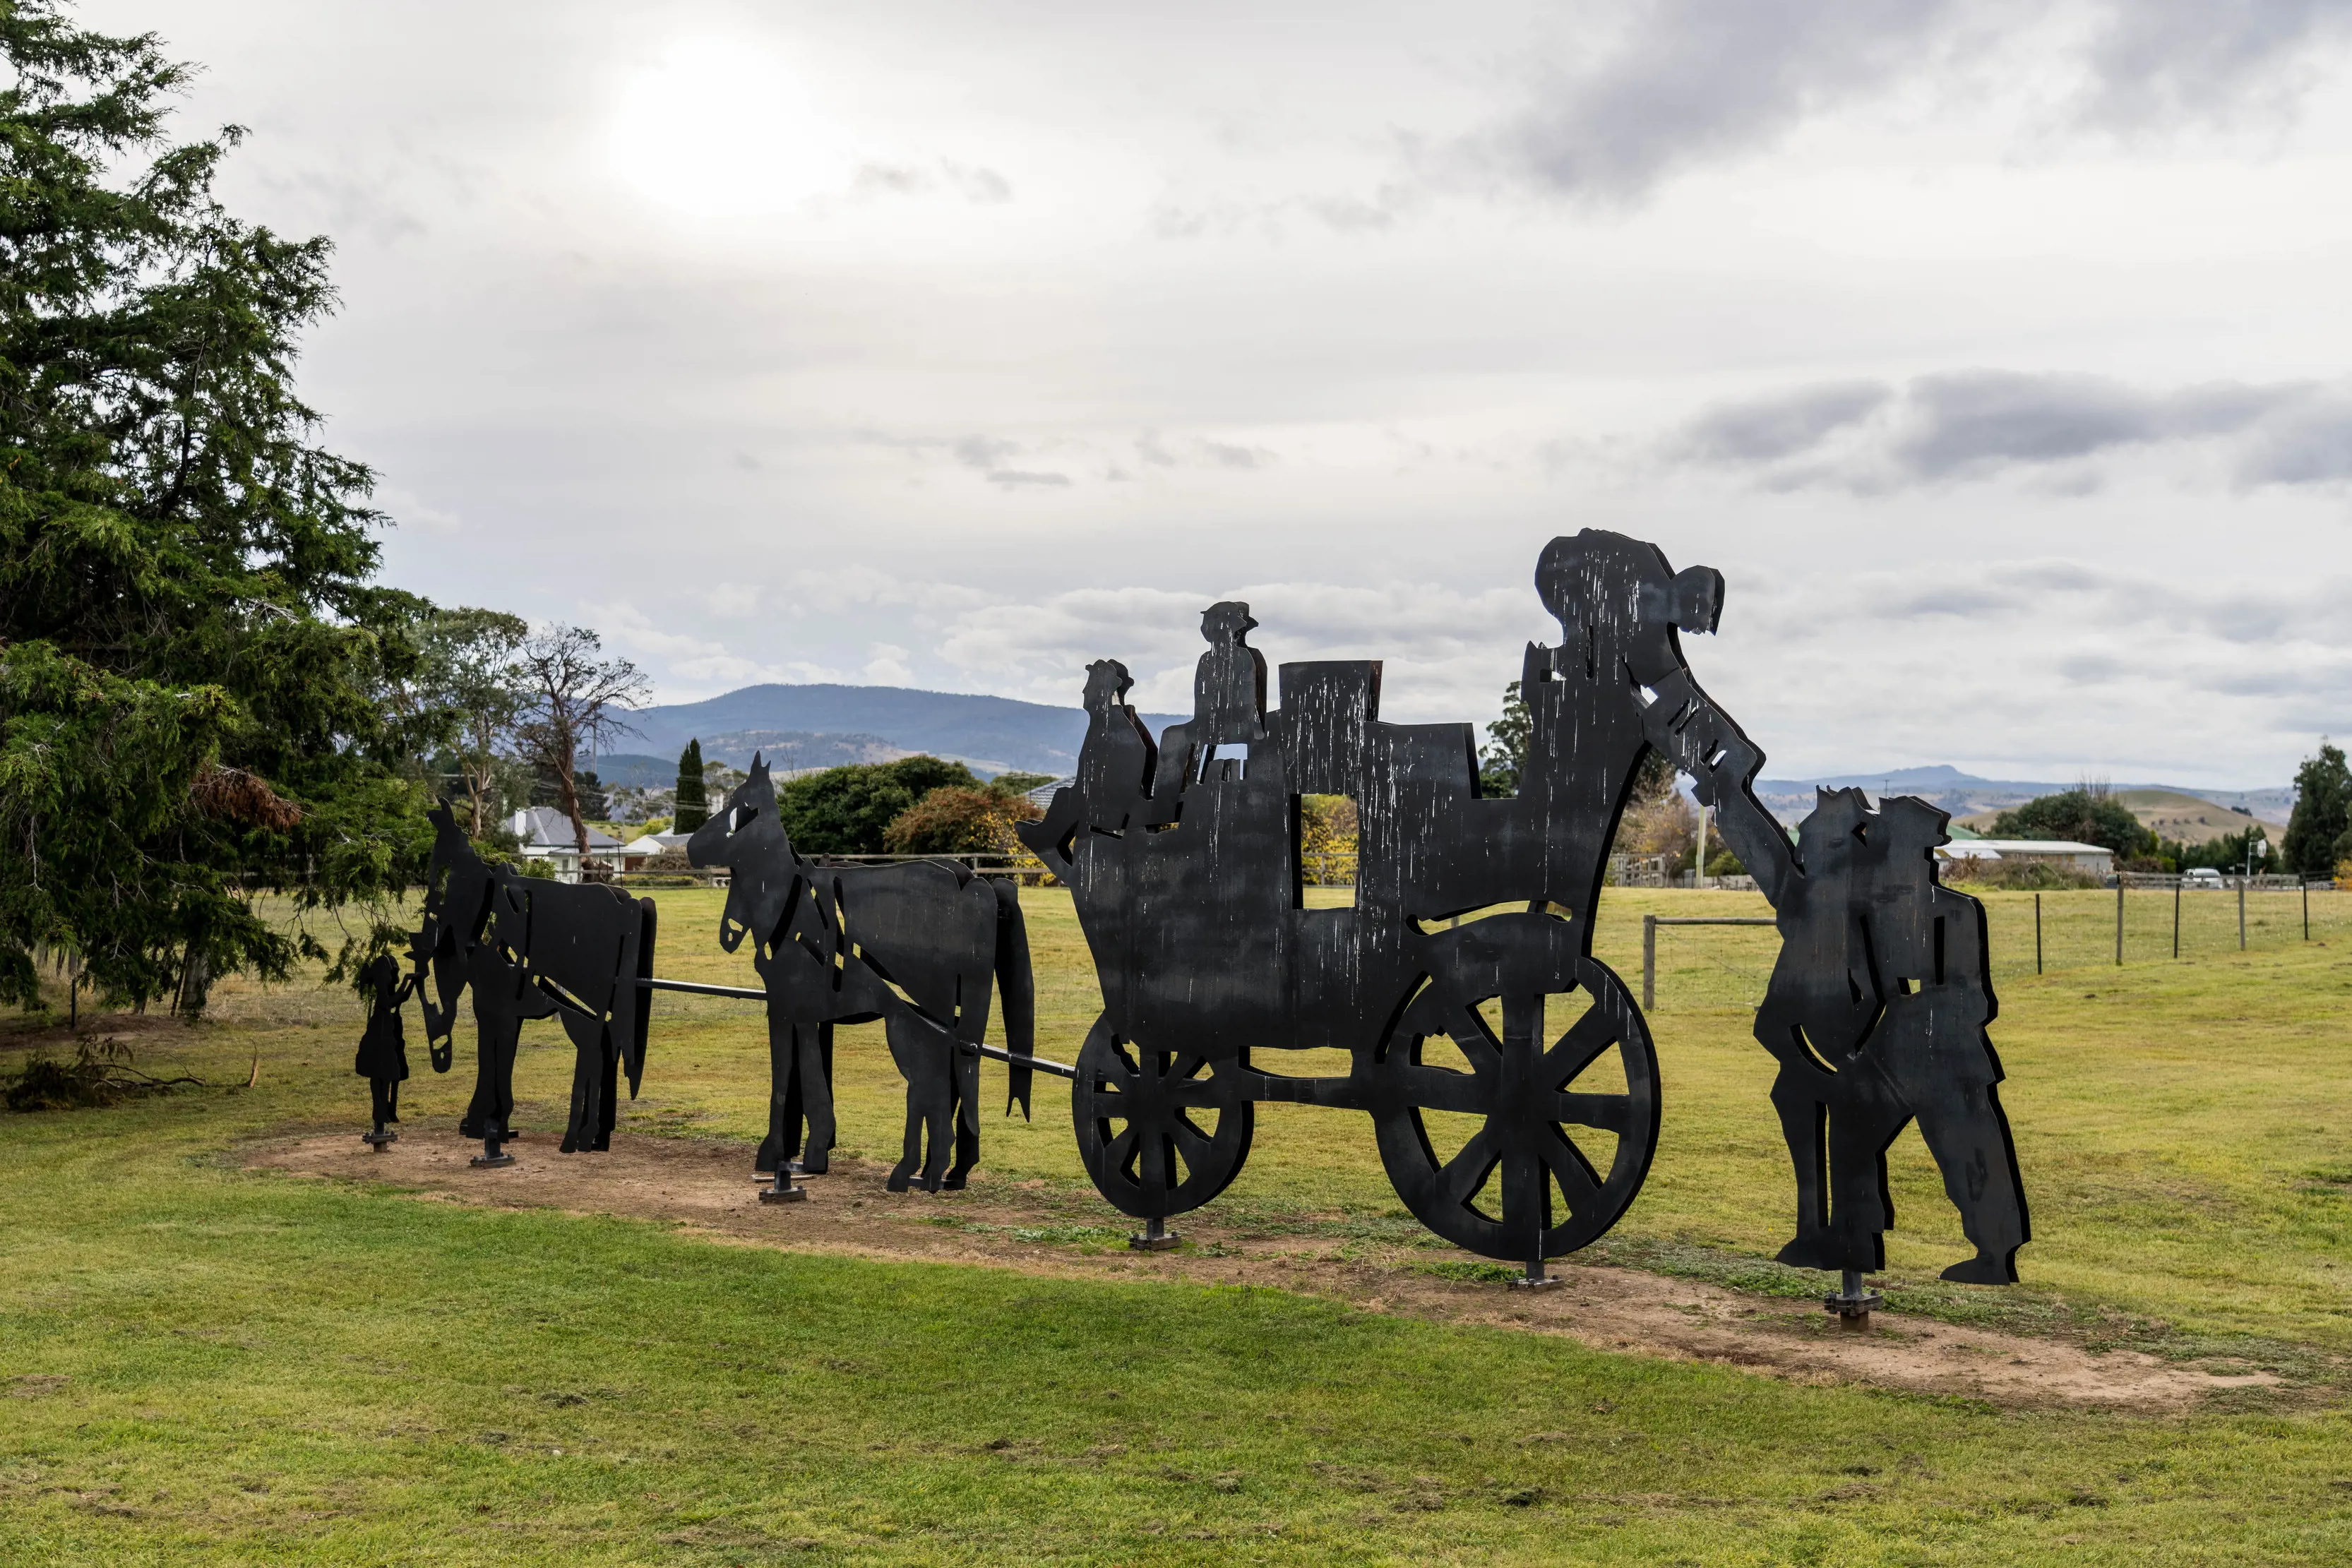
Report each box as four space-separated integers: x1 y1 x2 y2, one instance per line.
0 4 440 1007
673 740 708 832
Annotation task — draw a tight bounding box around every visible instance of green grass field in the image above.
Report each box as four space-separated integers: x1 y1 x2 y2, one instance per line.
4 887 2351 1564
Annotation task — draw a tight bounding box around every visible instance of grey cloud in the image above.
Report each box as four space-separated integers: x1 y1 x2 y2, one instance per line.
1470 0 2352 206
2078 0 2352 130
984 469 1070 489
854 160 1015 203
2233 394 2352 486
854 162 930 196
1135 430 1277 470
1674 381 1891 464
2055 650 2129 683
1890 371 2308 477
944 162 1014 203
1199 439 1276 469
952 436 1022 469
1673 369 2351 491
1486 0 1970 204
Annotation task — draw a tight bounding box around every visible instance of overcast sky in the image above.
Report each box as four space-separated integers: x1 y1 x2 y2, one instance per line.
90 0 2352 785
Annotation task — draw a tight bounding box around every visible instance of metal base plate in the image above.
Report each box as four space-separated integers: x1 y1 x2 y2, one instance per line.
1128 1230 1181 1252
758 1186 808 1204
1823 1291 1884 1322
470 1152 517 1169
360 1130 398 1148
1508 1274 1564 1291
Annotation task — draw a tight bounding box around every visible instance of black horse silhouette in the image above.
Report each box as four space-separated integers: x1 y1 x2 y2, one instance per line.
686 755 1037 1192
413 803 657 1156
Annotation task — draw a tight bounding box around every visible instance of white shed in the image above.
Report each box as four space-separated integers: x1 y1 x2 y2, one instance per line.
1936 839 2115 877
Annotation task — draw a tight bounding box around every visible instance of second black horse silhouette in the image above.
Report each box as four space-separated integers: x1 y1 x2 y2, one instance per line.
688 756 1037 1192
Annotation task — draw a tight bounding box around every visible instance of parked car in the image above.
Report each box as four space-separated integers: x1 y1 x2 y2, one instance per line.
2182 867 2226 890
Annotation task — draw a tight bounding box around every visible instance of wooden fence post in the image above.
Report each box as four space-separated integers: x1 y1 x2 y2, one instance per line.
2173 875 2180 960
2115 880 2124 966
2035 893 2043 975
2238 878 2247 951
1642 915 1657 1010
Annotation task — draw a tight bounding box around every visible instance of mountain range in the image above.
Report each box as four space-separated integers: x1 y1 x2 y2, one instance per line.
590 683 1185 782
581 686 2295 826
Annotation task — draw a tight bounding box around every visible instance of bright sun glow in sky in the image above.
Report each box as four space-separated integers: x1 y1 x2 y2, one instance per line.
607 37 860 217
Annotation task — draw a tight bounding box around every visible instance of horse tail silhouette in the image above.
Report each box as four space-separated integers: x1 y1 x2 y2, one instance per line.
993 878 1037 1118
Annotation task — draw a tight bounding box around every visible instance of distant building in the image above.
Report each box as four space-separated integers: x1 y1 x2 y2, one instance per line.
509 807 627 882
1027 777 1074 812
1937 838 2114 877
620 830 693 870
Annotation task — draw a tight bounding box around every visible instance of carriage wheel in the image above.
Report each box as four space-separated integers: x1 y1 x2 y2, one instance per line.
1071 1016 1254 1221
1368 953 1659 1264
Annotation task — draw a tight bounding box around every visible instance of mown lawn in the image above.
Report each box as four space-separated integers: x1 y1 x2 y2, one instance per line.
3 885 2351 1564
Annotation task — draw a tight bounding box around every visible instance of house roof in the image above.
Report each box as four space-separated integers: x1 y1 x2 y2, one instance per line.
1026 777 1074 810
622 832 693 854
513 806 625 850
1936 838 2112 858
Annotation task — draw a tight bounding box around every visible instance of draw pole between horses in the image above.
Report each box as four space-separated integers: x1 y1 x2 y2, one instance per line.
636 975 1080 1080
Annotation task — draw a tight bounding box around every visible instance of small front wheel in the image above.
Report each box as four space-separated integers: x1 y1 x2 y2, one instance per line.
1071 1016 1254 1221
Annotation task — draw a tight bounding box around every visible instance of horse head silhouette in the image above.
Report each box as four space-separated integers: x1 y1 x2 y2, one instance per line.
687 754 799 955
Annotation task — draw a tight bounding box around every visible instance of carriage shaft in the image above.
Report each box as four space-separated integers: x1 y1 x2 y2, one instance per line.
640 975 1079 1079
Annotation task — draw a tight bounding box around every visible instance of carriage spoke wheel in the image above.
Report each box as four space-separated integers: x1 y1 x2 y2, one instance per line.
1072 1016 1253 1221
1369 955 1659 1265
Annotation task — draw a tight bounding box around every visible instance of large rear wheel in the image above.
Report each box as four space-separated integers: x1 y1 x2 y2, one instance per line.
1368 939 1659 1265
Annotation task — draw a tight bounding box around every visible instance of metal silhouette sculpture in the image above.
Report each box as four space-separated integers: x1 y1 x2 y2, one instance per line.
686 755 1038 1194
1020 585 1666 1276
354 953 417 1147
413 803 657 1163
1608 541 2030 1282
1023 532 2027 1287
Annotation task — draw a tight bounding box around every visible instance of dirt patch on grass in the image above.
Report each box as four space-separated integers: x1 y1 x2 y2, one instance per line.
251 1123 2279 1413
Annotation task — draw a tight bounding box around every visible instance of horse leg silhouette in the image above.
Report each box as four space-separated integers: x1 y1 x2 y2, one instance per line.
799 1023 836 1173
595 1026 621 1151
758 1020 838 1176
943 1020 984 1190
557 1007 609 1154
885 1009 958 1192
461 1000 521 1142
758 1013 796 1175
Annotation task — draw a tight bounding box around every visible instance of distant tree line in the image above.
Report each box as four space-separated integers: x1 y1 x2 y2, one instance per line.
657 750 1051 858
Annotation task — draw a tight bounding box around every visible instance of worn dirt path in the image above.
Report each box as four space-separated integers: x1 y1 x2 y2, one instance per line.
251 1123 2280 1413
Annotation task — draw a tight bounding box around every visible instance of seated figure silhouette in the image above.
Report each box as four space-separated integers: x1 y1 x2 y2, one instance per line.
1142 602 1268 816
1027 659 1158 858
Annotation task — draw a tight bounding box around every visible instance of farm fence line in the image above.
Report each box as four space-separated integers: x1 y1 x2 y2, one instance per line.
1629 882 2350 1012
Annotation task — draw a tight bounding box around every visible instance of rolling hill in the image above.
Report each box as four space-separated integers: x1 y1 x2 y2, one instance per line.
1751 766 2291 833
607 683 1185 779
1954 788 2286 846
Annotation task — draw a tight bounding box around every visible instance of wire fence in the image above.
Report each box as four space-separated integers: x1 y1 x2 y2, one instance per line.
1625 882 2351 1012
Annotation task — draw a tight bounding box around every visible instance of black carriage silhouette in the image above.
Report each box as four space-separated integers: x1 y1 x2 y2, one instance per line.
1017 534 1727 1275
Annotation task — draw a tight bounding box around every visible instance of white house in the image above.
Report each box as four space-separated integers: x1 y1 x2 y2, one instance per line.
1937 839 2115 877
619 830 694 870
509 807 627 882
